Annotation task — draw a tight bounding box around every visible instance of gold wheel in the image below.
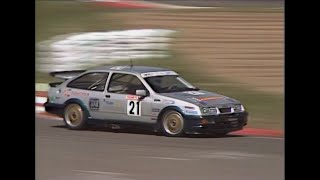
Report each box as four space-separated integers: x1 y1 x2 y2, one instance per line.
163 111 184 136
64 104 84 128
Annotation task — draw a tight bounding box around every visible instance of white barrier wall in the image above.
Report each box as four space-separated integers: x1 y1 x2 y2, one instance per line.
36 29 176 72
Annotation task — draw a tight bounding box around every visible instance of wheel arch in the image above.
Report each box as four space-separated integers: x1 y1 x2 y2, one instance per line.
64 98 91 117
154 106 184 131
157 106 184 122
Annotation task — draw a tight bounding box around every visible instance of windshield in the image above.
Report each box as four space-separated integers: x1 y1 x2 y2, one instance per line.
144 75 199 93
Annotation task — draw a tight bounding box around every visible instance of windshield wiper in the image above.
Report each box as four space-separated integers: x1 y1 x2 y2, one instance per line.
183 87 200 91
167 87 199 93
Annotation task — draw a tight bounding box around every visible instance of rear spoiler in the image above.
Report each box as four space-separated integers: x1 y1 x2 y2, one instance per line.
49 70 86 80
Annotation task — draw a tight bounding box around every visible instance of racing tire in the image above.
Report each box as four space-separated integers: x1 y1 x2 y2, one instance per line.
160 110 185 137
63 103 88 130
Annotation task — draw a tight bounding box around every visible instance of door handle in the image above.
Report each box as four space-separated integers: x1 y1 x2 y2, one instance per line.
105 95 111 98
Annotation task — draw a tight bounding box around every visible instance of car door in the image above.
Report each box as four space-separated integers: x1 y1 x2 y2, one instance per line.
102 72 153 123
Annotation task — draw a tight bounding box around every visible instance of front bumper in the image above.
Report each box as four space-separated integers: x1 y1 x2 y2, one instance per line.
44 102 64 117
184 112 248 134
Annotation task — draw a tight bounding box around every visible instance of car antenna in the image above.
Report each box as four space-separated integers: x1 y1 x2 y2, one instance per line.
129 55 133 69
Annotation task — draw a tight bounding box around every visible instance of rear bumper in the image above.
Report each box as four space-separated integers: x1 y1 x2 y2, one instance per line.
184 112 248 134
44 102 64 117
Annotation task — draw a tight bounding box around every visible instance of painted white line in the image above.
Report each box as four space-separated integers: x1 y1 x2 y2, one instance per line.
38 116 62 121
199 154 243 160
72 170 126 176
140 156 194 161
36 97 47 104
36 114 63 121
195 151 283 160
196 151 263 160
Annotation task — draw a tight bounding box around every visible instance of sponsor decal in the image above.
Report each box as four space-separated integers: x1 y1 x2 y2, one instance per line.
190 97 208 105
89 98 99 110
105 100 114 105
152 108 160 112
114 102 121 108
140 71 178 78
63 89 89 97
190 97 201 102
163 100 175 104
182 91 205 95
198 97 223 101
49 96 60 102
63 89 71 97
185 110 198 115
184 106 195 109
199 101 208 105
126 95 139 100
72 91 89 97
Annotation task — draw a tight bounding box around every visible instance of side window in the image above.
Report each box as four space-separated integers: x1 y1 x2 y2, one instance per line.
67 72 109 91
108 73 146 95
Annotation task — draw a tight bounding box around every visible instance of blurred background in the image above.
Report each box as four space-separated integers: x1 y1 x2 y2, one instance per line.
36 0 284 130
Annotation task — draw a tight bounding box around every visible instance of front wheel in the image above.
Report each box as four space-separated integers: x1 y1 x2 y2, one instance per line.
160 110 185 137
63 103 88 130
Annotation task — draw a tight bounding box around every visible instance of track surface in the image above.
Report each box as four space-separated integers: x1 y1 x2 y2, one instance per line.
36 117 284 180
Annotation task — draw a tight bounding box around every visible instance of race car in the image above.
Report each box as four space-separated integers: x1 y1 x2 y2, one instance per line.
44 65 248 137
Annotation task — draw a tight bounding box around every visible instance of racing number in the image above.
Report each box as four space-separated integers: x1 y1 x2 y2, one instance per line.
127 100 141 116
89 98 99 110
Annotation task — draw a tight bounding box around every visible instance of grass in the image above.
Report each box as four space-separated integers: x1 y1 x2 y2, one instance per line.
36 1 284 130
36 1 124 43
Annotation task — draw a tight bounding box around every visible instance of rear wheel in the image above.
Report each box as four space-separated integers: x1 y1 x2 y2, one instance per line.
63 103 88 130
160 110 185 137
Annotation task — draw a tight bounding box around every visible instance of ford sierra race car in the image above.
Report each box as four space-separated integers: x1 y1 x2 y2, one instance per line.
44 65 248 137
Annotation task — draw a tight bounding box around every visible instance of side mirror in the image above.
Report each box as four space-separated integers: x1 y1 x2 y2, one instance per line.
136 89 148 97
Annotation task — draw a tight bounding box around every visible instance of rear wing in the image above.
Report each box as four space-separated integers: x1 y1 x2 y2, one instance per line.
49 70 86 80
49 70 86 87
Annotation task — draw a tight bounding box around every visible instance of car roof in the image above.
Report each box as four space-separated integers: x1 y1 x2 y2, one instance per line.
90 65 172 74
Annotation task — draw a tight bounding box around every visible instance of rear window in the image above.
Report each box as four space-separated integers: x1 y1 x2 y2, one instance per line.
67 72 109 91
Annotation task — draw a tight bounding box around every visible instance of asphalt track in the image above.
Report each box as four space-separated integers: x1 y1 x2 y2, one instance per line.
36 117 284 180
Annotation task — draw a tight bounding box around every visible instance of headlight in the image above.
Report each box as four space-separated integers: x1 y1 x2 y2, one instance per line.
202 107 218 115
233 104 244 112
233 104 241 112
241 105 245 111
202 107 209 113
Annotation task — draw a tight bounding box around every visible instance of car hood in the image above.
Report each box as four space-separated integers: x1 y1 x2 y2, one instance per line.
160 90 240 107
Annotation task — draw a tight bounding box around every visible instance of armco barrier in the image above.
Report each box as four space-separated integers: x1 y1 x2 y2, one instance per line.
36 29 176 73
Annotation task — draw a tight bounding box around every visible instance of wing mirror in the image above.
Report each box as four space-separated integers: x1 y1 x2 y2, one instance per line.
136 89 148 97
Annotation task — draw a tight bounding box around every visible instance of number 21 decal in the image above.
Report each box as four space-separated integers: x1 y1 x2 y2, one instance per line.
127 100 141 116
